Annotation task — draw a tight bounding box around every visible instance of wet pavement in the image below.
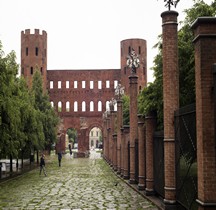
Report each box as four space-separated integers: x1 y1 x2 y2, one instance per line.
0 150 159 210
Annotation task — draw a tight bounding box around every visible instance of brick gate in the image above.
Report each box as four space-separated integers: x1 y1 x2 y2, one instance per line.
20 29 147 154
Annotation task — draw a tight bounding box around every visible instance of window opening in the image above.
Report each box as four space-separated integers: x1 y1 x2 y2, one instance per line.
82 81 86 89
35 47 38 56
58 101 62 112
74 81 78 88
90 81 94 89
98 81 102 89
106 101 110 111
98 101 102 112
106 80 110 88
90 101 94 112
26 47 28 56
114 80 118 89
58 81 61 89
82 101 86 112
66 101 70 112
30 67 33 75
66 81 70 89
50 81 53 89
74 101 78 112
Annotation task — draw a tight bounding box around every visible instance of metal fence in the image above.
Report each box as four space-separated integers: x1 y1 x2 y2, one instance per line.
175 103 197 210
135 139 139 183
153 130 165 198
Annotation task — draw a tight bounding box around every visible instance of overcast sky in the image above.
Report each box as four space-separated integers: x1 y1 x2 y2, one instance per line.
0 0 213 82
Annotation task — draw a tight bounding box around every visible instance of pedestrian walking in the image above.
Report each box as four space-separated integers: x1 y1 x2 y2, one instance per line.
58 151 62 167
68 143 72 157
39 154 47 176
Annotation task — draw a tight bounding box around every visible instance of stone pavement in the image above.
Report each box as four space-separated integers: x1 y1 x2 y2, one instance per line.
0 150 159 210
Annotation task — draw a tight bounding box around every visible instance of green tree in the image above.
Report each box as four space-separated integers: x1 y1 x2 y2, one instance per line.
67 128 77 144
122 94 130 126
31 70 60 151
0 42 21 157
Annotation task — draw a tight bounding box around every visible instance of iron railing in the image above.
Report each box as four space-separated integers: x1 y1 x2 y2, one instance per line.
175 103 197 210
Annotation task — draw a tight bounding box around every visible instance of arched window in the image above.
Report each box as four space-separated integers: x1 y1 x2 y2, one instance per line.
106 101 110 111
114 102 117 111
74 101 78 112
98 101 102 112
82 101 86 112
90 101 94 112
66 101 70 112
58 101 62 112
50 101 54 108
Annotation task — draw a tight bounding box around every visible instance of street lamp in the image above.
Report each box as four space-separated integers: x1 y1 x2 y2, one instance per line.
109 98 117 111
115 83 125 100
126 48 140 74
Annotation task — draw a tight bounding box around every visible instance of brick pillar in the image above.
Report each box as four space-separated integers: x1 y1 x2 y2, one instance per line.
161 11 179 208
117 99 123 174
129 74 138 184
113 134 117 171
145 113 156 195
123 125 130 179
191 17 216 210
103 117 107 161
120 127 124 176
138 114 145 190
110 110 115 167
106 113 111 164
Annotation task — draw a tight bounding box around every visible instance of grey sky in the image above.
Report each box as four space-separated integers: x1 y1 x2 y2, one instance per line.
0 0 213 82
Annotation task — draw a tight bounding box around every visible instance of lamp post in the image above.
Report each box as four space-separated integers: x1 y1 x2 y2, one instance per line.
115 83 125 174
127 49 139 184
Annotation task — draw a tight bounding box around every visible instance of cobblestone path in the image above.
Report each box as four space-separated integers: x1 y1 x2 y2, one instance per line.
0 151 158 210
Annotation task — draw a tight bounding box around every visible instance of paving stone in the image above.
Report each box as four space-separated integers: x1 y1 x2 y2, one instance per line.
0 150 159 209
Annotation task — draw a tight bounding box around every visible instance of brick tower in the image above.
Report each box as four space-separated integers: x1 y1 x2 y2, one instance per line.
120 38 147 94
21 29 47 90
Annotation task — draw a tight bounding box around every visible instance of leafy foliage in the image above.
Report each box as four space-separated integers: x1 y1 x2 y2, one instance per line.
122 95 130 126
67 128 78 144
0 43 59 158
